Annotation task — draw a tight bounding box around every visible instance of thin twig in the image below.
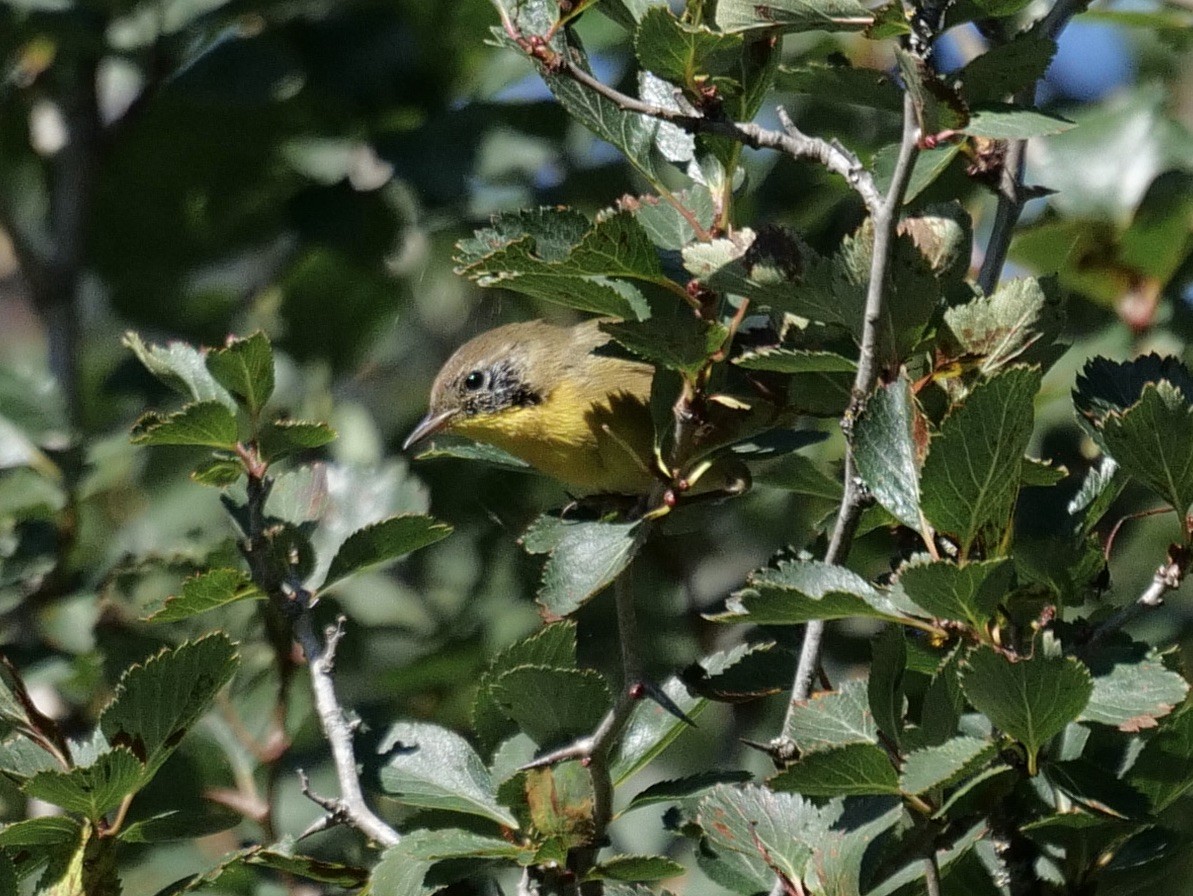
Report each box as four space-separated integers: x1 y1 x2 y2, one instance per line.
785 91 922 719
924 852 943 896
295 612 401 847
554 59 883 216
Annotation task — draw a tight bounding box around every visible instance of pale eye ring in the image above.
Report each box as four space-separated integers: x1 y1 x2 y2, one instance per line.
463 370 485 391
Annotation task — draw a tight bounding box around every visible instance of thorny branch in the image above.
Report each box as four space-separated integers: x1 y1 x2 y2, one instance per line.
1080 549 1189 656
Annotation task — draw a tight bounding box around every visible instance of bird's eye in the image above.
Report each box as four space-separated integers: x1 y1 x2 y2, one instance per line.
463 370 485 391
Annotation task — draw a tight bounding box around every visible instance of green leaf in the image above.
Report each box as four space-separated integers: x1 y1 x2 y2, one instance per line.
1079 646 1189 731
775 62 902 111
1068 458 1124 535
473 622 579 751
378 721 518 828
122 333 236 410
522 516 642 617
868 626 906 749
190 457 243 487
715 0 873 33
753 451 842 498
1097 383 1193 516
943 277 1064 375
634 7 743 87
370 829 527 896
964 104 1076 139
899 737 996 794
897 558 1012 627
455 208 660 319
144 569 264 623
696 785 832 888
1043 759 1150 819
205 332 274 418
921 367 1041 553
259 420 337 460
23 749 144 819
710 559 912 625
130 401 239 449
587 855 686 882
732 348 856 374
853 377 924 529
875 140 962 202
1074 354 1193 420
414 441 534 474
958 31 1057 105
118 805 241 843
612 676 706 784
771 742 899 796
321 514 452 590
970 0 1034 17
632 187 716 251
489 666 611 747
681 642 793 702
601 316 728 376
785 679 877 751
1127 703 1193 811
896 48 968 136
98 634 239 781
0 815 80 847
921 648 967 746
623 770 753 813
960 646 1093 772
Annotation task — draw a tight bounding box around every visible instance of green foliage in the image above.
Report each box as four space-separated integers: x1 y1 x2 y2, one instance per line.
2 0 1192 892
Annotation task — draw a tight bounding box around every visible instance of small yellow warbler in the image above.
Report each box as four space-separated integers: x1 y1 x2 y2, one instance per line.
403 319 659 495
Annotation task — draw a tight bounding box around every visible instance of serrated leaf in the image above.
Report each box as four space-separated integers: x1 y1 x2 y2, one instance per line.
122 333 235 410
635 7 743 87
1127 703 1193 811
98 634 238 781
896 48 968 136
1074 354 1193 419
522 516 641 617
588 855 686 882
205 332 274 417
611 676 706 784
696 785 833 887
415 441 534 473
130 401 239 449
897 558 1012 627
1043 759 1150 819
473 622 579 751
259 420 336 460
710 559 911 625
733 348 856 373
964 104 1075 139
775 62 902 111
1097 383 1193 516
321 515 452 590
378 722 518 828
943 277 1064 375
632 187 716 250
854 377 924 528
771 742 899 796
118 805 241 843
921 367 1041 553
1079 647 1188 731
681 642 793 702
900 737 995 794
958 31 1057 105
245 850 368 887
869 626 906 748
922 648 966 746
371 829 527 896
715 0 873 33
23 748 144 819
960 646 1092 772
784 678 877 751
601 316 727 375
623 770 752 812
0 815 80 847
489 666 611 747
455 208 659 319
145 569 264 623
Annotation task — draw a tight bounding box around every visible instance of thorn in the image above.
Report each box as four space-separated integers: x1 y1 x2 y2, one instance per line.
638 679 697 728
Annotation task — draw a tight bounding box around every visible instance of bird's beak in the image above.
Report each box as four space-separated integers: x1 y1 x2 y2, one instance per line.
402 409 456 451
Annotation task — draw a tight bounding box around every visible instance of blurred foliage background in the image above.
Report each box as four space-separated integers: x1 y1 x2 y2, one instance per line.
0 0 1191 890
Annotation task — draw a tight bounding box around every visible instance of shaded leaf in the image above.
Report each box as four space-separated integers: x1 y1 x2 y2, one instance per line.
733 348 856 373
770 742 899 796
522 516 641 617
634 7 742 87
370 829 527 896
775 62 901 111
868 626 906 749
587 855 685 882
899 737 995 794
489 666 611 747
964 105 1075 139
958 31 1057 105
259 420 337 459
321 515 452 590
681 642 793 702
624 770 753 812
23 748 143 820
784 679 877 751
1079 647 1188 731
715 0 873 33
602 316 728 376
122 333 235 410
921 367 1041 552
98 634 239 781
145 569 264 623
612 676 706 784
897 557 1012 627
960 646 1092 771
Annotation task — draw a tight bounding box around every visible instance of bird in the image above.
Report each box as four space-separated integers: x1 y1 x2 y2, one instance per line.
402 318 660 495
